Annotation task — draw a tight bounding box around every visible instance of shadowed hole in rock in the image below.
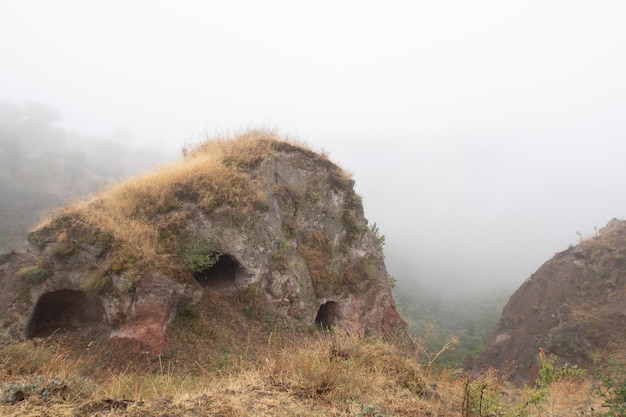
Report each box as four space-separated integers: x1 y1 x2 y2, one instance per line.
26 290 105 338
193 254 242 289
315 301 340 329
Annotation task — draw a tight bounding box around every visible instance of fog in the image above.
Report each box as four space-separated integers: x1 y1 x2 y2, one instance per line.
2 1 626 295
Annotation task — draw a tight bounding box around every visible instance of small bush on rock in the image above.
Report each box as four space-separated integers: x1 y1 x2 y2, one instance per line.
183 239 220 274
16 266 51 286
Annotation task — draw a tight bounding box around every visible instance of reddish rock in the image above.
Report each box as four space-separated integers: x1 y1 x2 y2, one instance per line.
475 218 626 385
0 134 405 354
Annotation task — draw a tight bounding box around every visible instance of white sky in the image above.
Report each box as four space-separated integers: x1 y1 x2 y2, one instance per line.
2 0 626 293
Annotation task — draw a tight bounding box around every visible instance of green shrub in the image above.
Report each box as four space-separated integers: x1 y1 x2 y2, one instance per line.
597 364 626 417
513 354 585 416
118 280 134 294
81 273 113 293
370 222 386 247
16 266 51 286
183 239 221 273
535 354 585 388
307 191 320 204
388 275 398 288
345 193 363 209
342 211 364 247
270 241 291 272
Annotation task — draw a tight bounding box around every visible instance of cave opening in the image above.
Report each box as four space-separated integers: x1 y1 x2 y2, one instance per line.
315 301 340 329
193 254 241 289
26 290 105 338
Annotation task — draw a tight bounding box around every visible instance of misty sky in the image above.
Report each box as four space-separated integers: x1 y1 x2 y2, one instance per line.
2 1 626 294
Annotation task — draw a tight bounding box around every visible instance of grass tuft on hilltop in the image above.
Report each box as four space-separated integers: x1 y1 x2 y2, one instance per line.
29 129 351 284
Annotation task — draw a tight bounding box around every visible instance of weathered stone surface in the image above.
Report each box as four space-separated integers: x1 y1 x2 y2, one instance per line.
475 218 626 385
0 136 403 353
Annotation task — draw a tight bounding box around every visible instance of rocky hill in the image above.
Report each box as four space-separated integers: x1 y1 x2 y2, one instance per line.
0 131 403 363
475 218 626 385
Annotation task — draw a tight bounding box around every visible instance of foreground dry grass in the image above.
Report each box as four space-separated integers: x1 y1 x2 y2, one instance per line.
0 329 605 417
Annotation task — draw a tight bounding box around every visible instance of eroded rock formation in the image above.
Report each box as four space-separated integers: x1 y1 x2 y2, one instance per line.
475 218 626 385
0 133 403 353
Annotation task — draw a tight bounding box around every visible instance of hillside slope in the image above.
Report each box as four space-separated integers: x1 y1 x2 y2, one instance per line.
475 218 626 385
0 100 170 252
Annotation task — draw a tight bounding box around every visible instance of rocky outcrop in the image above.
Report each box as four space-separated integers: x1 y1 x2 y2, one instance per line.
0 133 403 353
475 218 626 385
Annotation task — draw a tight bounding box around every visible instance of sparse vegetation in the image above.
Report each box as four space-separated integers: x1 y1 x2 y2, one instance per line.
509 353 586 416
345 192 363 209
395 280 506 368
1 377 68 404
461 372 502 417
29 130 340 286
297 230 331 283
460 354 596 417
183 238 221 274
370 222 385 247
16 265 51 286
0 326 612 417
270 240 292 272
388 274 398 288
307 191 320 204
81 272 113 293
597 363 626 417
342 211 364 247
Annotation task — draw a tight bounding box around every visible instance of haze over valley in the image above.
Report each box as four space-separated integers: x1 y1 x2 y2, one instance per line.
2 0 626 348
2 4 626 414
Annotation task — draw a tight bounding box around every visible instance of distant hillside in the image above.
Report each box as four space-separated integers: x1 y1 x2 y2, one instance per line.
0 100 172 251
394 281 507 368
475 218 626 385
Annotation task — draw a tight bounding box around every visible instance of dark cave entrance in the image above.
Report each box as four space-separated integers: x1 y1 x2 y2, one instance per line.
26 290 106 339
315 301 340 329
193 254 241 289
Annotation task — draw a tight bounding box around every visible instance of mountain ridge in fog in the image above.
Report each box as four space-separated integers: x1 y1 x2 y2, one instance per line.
0 100 175 251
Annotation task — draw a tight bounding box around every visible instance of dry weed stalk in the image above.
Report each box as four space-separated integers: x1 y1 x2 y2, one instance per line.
414 323 460 374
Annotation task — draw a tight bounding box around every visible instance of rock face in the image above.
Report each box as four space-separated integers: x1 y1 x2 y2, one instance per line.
475 218 626 385
0 133 403 353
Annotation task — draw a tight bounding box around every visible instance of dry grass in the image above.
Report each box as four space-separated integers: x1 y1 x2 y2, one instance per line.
541 377 601 416
456 367 605 417
0 328 610 417
0 329 424 416
31 129 336 278
297 229 334 296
